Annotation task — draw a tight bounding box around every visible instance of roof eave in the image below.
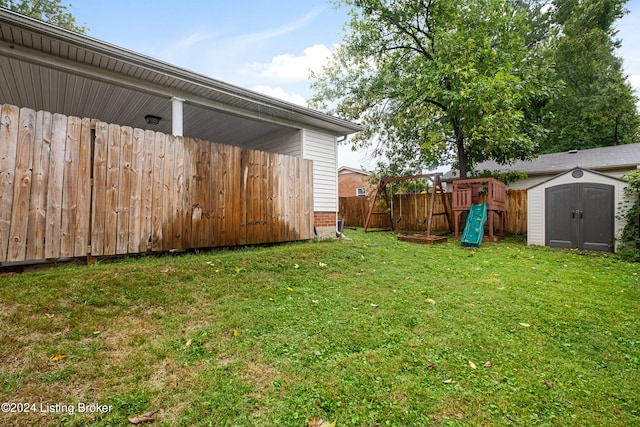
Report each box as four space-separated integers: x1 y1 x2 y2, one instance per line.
0 8 363 136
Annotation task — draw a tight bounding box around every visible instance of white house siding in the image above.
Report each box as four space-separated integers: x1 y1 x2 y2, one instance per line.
249 128 302 157
302 129 338 213
527 169 628 250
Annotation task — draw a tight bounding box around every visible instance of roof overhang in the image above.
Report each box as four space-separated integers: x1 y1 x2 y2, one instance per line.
526 167 628 191
0 9 363 145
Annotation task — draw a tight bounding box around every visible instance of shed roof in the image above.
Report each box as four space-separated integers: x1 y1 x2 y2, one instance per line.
443 143 640 180
0 9 362 145
527 167 627 190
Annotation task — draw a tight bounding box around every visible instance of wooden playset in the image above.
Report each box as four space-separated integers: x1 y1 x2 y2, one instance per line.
452 177 506 242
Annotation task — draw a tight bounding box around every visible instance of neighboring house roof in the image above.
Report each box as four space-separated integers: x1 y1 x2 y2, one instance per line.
0 9 363 146
443 143 640 180
338 166 372 176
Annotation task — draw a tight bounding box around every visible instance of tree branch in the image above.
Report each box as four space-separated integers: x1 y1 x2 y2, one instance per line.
377 6 434 61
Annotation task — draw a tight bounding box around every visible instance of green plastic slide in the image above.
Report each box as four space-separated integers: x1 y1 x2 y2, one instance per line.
461 203 488 248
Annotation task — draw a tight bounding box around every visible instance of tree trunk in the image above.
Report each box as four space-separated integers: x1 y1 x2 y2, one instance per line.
453 118 467 179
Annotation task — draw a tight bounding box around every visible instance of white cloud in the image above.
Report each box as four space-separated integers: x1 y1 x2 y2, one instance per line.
252 85 307 106
159 29 223 65
234 7 324 47
155 7 326 83
249 44 334 82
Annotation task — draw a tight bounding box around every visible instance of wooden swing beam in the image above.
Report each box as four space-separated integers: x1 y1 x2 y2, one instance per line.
363 173 452 237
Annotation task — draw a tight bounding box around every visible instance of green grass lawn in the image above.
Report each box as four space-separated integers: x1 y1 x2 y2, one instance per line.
1 230 638 426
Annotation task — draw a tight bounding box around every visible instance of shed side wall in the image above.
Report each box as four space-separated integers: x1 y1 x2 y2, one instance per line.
527 186 545 246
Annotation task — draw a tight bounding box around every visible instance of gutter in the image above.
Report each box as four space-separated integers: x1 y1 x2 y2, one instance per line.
0 9 364 134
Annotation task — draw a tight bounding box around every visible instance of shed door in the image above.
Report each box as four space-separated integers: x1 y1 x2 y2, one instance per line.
545 183 614 252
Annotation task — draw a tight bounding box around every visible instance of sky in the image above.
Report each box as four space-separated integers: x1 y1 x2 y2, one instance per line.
67 0 640 171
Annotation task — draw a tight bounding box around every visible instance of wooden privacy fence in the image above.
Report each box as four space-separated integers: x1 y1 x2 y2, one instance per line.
0 104 314 264
339 189 528 235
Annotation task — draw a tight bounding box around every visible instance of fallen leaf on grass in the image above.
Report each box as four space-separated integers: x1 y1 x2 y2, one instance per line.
319 262 327 267
185 339 193 347
287 287 293 291
443 379 453 384
370 303 379 308
50 354 68 362
44 313 55 318
128 410 160 424
233 329 239 337
468 360 477 369
426 364 437 370
308 416 336 427
519 322 531 328
545 381 554 389
424 298 436 304
484 361 493 368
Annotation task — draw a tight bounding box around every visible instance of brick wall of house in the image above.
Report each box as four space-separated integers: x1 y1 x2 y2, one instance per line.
338 172 372 197
314 211 337 227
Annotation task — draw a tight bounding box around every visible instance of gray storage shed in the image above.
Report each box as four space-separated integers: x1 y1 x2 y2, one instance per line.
527 168 629 252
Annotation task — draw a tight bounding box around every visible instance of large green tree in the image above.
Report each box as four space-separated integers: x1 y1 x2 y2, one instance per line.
538 0 639 153
0 0 87 33
311 0 555 178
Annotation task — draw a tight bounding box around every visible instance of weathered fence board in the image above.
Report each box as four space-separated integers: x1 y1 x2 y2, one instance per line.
74 118 92 258
91 121 108 256
26 110 51 260
150 131 165 252
340 189 528 235
116 126 133 255
60 116 81 258
0 104 20 262
7 107 35 261
140 130 154 253
128 128 144 254
199 139 212 247
0 104 315 264
104 123 120 256
44 114 67 259
161 133 174 252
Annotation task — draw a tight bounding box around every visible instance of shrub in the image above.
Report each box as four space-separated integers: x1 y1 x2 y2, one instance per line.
618 169 640 261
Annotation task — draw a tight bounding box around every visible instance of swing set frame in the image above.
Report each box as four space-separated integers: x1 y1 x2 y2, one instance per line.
363 173 452 241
